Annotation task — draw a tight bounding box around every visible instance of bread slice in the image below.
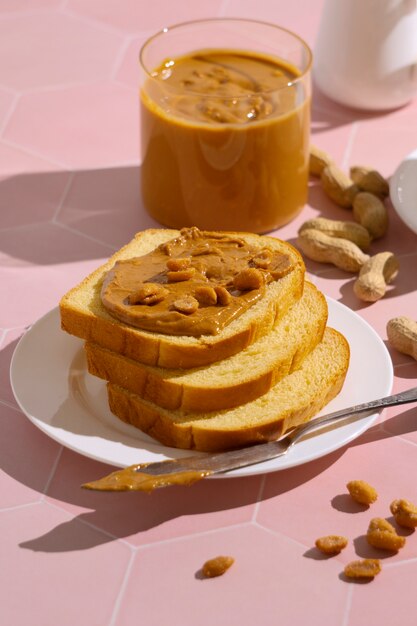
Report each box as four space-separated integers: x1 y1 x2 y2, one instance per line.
60 228 305 368
85 281 327 412
106 327 350 452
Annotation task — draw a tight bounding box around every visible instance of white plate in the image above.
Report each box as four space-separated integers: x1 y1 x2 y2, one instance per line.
10 300 393 477
390 147 417 234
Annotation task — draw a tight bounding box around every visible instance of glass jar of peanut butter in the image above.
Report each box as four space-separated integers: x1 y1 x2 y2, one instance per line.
139 19 312 233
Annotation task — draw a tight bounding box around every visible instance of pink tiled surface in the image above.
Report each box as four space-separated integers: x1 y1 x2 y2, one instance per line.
1 2 417 625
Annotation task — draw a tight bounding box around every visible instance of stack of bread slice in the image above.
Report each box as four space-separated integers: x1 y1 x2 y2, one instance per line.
60 228 350 452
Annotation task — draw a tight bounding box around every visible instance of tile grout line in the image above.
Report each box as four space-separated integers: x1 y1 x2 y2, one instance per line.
109 35 135 81
108 551 136 626
0 398 22 413
40 446 64 500
251 474 267 522
131 520 254 552
43 498 127 544
0 500 41 515
0 92 21 138
53 221 118 252
51 171 75 222
1 137 70 170
341 121 359 170
59 5 128 38
340 585 354 626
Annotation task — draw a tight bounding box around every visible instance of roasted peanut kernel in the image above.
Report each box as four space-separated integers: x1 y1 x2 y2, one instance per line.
367 518 406 551
195 285 218 306
215 285 232 306
344 559 381 579
128 283 169 305
367 529 406 551
166 257 191 271
315 535 348 555
233 268 264 291
347 480 378 505
202 556 234 578
390 499 417 528
368 517 396 534
252 248 272 269
167 267 196 282
172 295 199 315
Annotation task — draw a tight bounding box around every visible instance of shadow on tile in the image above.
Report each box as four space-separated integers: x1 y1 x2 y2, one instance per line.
0 164 160 264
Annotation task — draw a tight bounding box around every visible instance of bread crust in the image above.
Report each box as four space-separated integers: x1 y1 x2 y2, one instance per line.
60 228 305 368
85 282 328 412
106 328 350 452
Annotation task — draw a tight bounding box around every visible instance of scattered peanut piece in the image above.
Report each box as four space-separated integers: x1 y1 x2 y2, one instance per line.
366 518 406 551
298 217 371 251
347 480 378 505
309 145 334 176
353 251 399 302
368 517 396 534
386 317 417 361
321 164 359 208
315 535 348 555
349 165 389 198
202 556 235 578
353 192 388 239
390 499 417 529
297 229 369 272
344 559 381 579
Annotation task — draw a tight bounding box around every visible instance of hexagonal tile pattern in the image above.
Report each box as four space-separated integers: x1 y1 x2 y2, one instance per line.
1 1 417 624
0 222 113 326
0 403 60 508
0 12 124 90
0 503 131 626
56 165 160 249
3 82 139 167
67 0 225 34
46 448 263 546
116 525 349 626
257 434 417 564
0 142 71 229
347 560 417 626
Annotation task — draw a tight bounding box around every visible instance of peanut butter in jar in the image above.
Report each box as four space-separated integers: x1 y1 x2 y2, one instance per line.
139 20 312 234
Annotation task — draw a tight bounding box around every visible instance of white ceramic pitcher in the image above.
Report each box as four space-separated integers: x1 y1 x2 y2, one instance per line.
314 0 417 110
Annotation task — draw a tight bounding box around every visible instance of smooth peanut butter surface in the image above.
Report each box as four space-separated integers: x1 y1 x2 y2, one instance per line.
101 228 293 337
140 49 310 232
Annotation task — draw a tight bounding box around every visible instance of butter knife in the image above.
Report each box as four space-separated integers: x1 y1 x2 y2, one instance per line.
83 386 417 492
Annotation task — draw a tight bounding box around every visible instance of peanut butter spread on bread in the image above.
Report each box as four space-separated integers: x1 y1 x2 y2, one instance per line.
101 227 293 337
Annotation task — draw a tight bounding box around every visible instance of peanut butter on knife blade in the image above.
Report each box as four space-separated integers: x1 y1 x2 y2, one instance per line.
82 464 212 492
